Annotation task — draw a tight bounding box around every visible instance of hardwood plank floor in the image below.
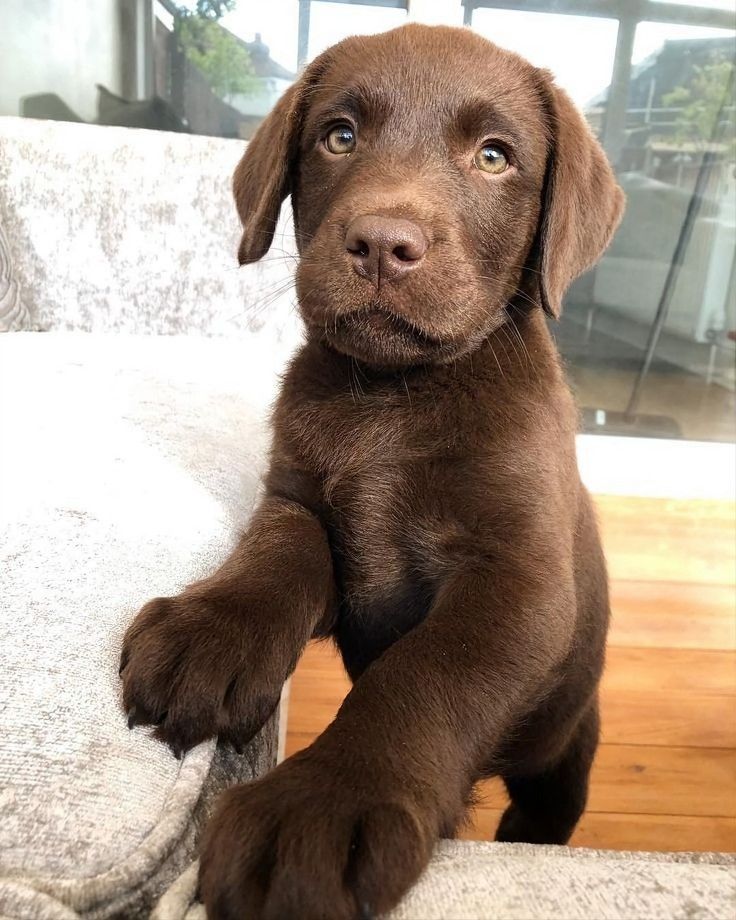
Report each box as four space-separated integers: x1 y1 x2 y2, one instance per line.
463 807 736 853
286 496 736 853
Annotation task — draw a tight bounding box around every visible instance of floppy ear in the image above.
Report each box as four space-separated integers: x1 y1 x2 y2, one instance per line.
232 82 305 265
536 78 625 317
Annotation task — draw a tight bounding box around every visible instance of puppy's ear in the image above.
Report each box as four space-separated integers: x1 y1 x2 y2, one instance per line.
535 77 625 317
233 83 303 265
233 55 328 265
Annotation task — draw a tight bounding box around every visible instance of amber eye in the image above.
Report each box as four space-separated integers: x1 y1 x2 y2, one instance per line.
324 124 356 155
474 144 509 174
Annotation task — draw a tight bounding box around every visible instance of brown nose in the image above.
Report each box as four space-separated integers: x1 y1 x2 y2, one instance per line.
345 215 427 286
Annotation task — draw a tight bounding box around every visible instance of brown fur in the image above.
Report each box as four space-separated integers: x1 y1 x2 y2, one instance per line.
120 24 624 920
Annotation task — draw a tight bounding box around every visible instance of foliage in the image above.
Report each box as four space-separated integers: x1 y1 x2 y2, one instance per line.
192 0 237 20
662 58 735 154
176 3 259 102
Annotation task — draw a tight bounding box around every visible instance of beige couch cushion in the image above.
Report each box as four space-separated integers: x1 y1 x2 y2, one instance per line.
0 116 298 339
0 333 285 918
154 841 736 920
0 221 29 331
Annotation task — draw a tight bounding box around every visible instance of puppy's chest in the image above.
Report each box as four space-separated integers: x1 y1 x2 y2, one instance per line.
328 462 411 605
325 419 414 593
293 398 455 608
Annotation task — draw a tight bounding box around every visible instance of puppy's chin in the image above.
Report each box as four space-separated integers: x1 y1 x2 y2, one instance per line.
319 307 458 369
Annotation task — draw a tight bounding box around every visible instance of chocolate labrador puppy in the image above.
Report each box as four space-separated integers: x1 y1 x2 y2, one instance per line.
120 24 623 920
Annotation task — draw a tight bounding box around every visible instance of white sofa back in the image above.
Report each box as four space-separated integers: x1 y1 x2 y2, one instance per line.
0 116 300 349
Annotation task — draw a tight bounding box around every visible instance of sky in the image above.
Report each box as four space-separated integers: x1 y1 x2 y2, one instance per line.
220 0 734 107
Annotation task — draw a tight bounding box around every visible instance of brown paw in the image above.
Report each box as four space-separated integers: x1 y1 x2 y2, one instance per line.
119 592 282 758
198 748 436 920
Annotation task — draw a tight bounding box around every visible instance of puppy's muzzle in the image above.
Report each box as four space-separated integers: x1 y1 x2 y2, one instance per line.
345 215 427 287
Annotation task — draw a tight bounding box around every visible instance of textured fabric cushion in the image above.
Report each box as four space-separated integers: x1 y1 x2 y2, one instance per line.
153 841 736 920
0 220 30 331
0 332 290 919
0 116 298 339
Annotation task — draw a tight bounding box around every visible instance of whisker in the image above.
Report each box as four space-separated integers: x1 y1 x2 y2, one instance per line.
488 340 507 383
402 374 413 409
350 357 367 401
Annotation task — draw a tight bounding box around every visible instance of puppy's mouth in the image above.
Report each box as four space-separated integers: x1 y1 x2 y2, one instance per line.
323 307 451 367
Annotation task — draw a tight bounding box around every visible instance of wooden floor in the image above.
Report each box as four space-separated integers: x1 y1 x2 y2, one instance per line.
286 496 736 853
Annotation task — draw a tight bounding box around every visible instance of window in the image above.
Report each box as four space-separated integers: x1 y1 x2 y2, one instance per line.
471 9 620 107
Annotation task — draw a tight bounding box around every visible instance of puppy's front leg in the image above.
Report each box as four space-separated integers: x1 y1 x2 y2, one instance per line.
199 566 574 920
120 496 334 756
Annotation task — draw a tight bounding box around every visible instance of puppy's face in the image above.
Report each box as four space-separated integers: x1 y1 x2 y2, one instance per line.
292 30 548 367
234 25 624 369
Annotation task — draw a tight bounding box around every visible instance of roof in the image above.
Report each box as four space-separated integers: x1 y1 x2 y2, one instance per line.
586 35 734 110
231 31 296 82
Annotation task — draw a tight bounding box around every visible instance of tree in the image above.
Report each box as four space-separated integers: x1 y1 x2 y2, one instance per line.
176 3 259 103
191 0 237 19
662 58 735 154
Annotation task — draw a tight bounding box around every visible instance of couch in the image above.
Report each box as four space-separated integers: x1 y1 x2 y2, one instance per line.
1 116 734 919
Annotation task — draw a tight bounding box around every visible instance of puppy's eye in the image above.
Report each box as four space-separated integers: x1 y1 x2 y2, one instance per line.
324 124 356 155
474 144 509 174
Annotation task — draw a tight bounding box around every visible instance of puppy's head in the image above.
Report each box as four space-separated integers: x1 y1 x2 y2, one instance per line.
233 25 624 368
